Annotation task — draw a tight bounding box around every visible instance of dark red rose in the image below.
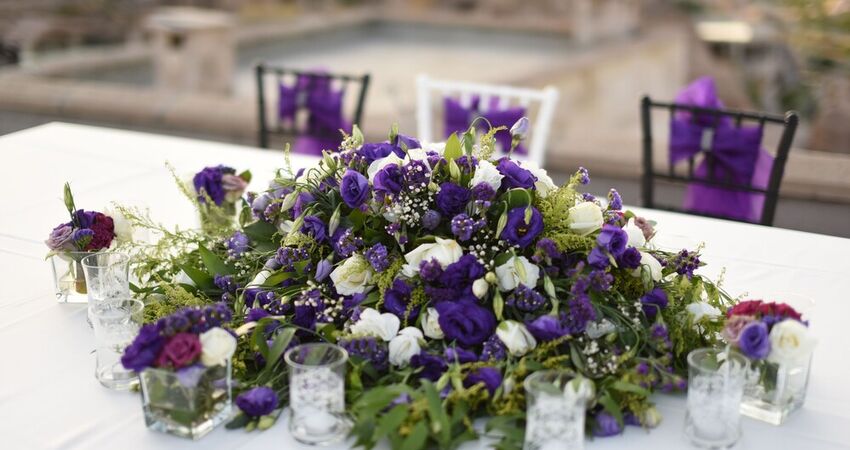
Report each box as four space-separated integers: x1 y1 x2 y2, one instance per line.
154 332 201 369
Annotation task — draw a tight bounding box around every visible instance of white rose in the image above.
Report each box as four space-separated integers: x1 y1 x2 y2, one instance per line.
389 327 424 366
470 160 504 192
472 278 490 299
103 205 133 243
520 161 556 198
350 308 400 342
496 320 537 357
767 320 816 365
401 238 463 277
421 307 444 339
567 202 603 236
495 256 540 291
330 254 374 296
199 327 237 367
686 301 721 322
623 218 646 248
632 251 662 282
367 153 404 182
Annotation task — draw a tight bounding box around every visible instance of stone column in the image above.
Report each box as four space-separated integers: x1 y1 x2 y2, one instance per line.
146 7 235 95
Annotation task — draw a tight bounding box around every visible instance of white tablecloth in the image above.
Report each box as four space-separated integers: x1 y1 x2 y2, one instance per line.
1 123 848 450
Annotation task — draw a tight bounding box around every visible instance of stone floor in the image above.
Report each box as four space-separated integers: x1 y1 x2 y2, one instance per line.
2 109 849 239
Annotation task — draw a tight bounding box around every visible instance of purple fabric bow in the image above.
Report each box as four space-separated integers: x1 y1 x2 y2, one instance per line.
278 73 349 156
444 96 527 155
670 77 772 223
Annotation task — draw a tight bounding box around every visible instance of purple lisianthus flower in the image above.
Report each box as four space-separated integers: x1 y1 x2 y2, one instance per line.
526 314 570 341
46 223 75 251
597 224 628 257
427 255 486 303
193 165 232 205
121 324 164 372
587 246 610 269
435 182 471 217
74 210 97 229
301 215 327 243
71 228 94 249
422 210 441 230
393 133 421 150
292 192 315 218
500 206 543 248
246 307 270 322
593 411 623 437
315 259 332 281
496 158 536 190
641 288 668 319
383 279 419 321
464 367 502 395
436 299 496 347
357 142 403 164
374 164 403 195
340 169 370 208
236 386 279 417
418 258 443 282
617 247 642 270
738 321 771 360
410 351 448 381
175 364 207 388
444 347 478 364
226 231 250 258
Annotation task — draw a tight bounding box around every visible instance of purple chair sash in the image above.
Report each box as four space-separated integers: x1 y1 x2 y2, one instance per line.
278 73 348 155
444 97 527 156
671 77 772 223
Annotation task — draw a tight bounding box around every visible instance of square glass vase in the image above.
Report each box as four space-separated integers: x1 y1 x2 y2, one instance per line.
741 354 812 425
139 361 233 440
50 251 95 303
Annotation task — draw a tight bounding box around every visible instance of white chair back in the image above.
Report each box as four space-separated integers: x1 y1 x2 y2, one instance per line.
416 74 559 168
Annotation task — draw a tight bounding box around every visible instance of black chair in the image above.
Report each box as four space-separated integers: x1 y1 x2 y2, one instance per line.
640 96 799 226
255 64 370 150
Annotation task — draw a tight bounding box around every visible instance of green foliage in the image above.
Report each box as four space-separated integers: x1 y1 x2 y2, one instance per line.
143 284 207 323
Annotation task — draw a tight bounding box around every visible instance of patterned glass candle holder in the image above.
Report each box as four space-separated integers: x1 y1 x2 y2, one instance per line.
285 343 351 446
523 370 591 450
50 251 96 303
139 361 233 440
685 348 749 449
91 298 144 390
82 252 130 326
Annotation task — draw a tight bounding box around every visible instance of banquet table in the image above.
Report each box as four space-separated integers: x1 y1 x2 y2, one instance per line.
1 122 849 450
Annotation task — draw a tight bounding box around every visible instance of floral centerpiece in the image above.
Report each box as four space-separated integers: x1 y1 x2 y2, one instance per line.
46 183 130 301
190 165 250 232
119 121 732 448
121 303 238 439
723 299 816 424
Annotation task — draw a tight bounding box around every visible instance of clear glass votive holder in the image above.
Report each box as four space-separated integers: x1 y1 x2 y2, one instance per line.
523 370 590 450
139 361 233 440
91 298 144 390
285 343 351 446
685 348 749 449
51 251 96 303
82 252 130 326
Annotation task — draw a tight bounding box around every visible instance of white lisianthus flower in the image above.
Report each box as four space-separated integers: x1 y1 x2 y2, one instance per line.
367 153 404 182
422 142 446 154
686 301 721 322
330 254 374 296
623 218 646 248
470 160 504 192
389 327 424 366
567 201 603 236
199 327 237 367
174 269 195 287
421 307 444 339
401 238 463 277
350 308 400 342
404 148 430 163
247 269 271 287
496 320 537 357
767 320 816 365
632 251 663 282
495 256 540 291
103 205 133 243
472 278 490 299
519 161 556 198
